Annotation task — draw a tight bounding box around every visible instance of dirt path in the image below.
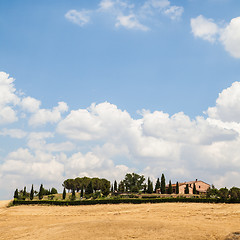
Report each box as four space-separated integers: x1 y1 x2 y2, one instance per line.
0 202 240 240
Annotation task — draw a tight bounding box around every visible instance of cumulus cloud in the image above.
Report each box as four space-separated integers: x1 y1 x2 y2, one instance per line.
65 10 90 26
0 128 27 139
207 81 240 122
66 0 184 31
191 15 240 58
0 72 19 125
28 101 68 127
191 15 219 43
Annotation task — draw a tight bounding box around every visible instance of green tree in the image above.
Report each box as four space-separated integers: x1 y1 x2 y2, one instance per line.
218 187 229 201
14 189 19 199
147 177 153 194
51 187 58 194
62 187 66 200
85 181 93 195
167 180 173 194
176 182 179 194
80 185 84 198
39 184 44 200
161 174 166 194
123 173 145 193
111 184 114 193
100 179 110 196
114 180 118 192
71 188 76 200
80 186 83 198
155 178 160 193
23 186 26 200
229 187 240 202
30 184 34 200
193 183 197 194
185 184 189 194
118 181 125 193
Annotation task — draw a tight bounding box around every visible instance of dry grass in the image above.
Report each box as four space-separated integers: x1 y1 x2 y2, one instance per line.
1 201 240 239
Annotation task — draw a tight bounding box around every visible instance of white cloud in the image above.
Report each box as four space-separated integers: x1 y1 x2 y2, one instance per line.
220 17 240 58
191 15 240 58
207 81 240 122
191 15 219 43
21 96 41 113
164 6 184 20
0 128 27 139
66 0 184 31
0 72 19 125
28 101 68 126
65 10 90 26
115 14 149 31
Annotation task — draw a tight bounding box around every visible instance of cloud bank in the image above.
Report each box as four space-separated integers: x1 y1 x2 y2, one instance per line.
1 72 240 199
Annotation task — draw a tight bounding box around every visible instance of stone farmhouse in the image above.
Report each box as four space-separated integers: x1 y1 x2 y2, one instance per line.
157 179 210 194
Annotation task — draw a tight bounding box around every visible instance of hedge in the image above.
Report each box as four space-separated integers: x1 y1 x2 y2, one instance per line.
12 197 239 206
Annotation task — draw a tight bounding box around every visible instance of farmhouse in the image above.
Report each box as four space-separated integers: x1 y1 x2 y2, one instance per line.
157 179 210 194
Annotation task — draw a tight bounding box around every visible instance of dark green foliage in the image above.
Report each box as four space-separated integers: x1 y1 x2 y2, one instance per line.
206 186 218 198
111 184 114 193
193 183 197 194
71 188 76 200
14 189 19 199
13 197 227 207
161 174 166 194
123 173 145 193
23 186 26 200
229 187 240 201
114 180 117 192
147 177 153 194
118 181 125 193
51 187 58 194
143 183 147 193
218 187 229 201
100 179 111 196
30 184 34 200
167 180 173 194
85 181 93 195
176 182 179 194
63 187 66 200
80 185 84 198
185 184 189 194
155 178 160 193
39 184 44 200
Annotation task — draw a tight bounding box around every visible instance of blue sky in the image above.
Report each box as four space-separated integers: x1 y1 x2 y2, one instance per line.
0 0 240 199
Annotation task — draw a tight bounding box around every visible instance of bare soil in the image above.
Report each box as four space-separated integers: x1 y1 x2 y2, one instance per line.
1 201 240 240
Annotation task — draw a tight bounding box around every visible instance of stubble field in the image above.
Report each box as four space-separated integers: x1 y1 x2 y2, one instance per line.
0 200 240 240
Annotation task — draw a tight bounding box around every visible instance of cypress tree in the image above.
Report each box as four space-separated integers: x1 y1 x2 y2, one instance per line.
23 186 26 200
71 188 76 200
155 178 160 193
147 177 153 194
176 182 179 194
14 189 19 199
168 180 173 194
185 184 189 194
118 181 124 193
193 183 197 194
114 180 117 192
30 184 34 200
161 174 166 194
39 184 44 200
85 181 93 194
80 185 84 198
63 187 66 200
